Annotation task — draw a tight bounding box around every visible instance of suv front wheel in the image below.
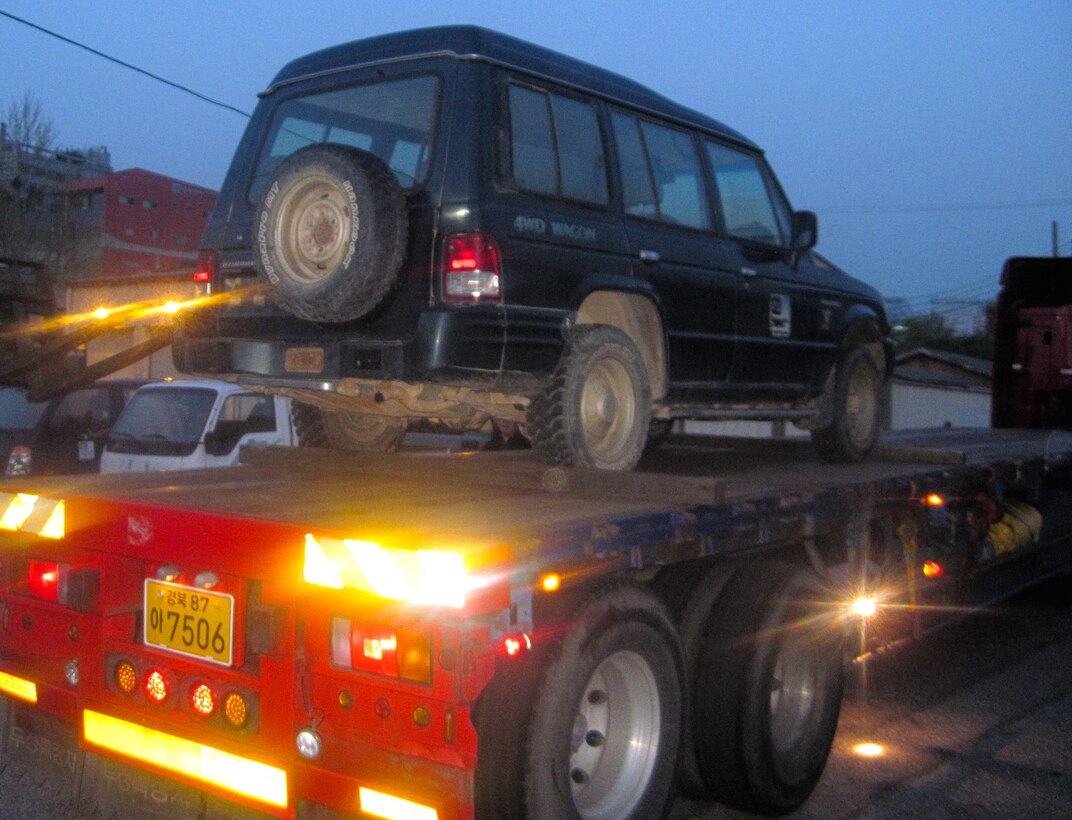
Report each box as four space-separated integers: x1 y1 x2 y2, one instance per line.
811 346 882 462
528 325 651 471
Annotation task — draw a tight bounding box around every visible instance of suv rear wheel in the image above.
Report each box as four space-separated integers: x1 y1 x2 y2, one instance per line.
528 325 651 471
255 144 408 323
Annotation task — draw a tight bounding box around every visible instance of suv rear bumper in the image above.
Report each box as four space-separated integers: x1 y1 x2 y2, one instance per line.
174 306 568 392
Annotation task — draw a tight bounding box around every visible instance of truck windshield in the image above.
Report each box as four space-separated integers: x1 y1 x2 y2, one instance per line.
106 387 217 455
249 74 440 203
0 387 48 430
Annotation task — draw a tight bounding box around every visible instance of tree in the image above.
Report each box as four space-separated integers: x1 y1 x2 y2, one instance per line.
893 312 993 360
3 90 55 153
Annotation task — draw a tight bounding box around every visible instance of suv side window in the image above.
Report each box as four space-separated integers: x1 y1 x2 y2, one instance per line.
506 84 608 205
612 113 710 230
705 141 787 246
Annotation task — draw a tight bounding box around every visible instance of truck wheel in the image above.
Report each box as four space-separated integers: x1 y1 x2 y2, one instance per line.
255 144 407 323
524 586 682 819
321 410 407 452
692 562 845 814
528 326 651 471
812 346 881 462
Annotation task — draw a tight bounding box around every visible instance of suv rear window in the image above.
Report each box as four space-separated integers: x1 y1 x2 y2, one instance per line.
249 74 440 203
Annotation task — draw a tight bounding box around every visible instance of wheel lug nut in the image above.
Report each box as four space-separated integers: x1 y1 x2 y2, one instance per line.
585 730 605 747
587 689 607 705
570 768 589 784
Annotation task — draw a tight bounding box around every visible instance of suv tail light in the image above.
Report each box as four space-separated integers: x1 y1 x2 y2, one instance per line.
194 250 217 296
442 233 501 303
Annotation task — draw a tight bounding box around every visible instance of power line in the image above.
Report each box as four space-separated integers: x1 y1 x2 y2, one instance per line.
0 9 250 119
819 197 1072 216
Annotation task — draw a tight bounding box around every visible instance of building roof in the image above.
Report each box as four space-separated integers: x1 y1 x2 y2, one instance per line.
894 348 993 392
895 348 993 379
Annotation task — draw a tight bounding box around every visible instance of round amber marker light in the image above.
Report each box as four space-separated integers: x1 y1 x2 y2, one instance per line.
223 692 248 727
191 683 215 717
145 670 168 703
116 662 137 695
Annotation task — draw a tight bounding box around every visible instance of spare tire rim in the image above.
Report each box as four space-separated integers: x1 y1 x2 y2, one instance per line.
569 649 661 819
276 174 355 285
580 358 636 461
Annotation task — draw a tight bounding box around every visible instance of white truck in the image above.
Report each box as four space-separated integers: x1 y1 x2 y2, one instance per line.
99 379 297 472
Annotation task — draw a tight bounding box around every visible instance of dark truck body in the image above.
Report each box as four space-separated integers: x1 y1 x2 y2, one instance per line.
992 256 1072 429
0 429 1070 819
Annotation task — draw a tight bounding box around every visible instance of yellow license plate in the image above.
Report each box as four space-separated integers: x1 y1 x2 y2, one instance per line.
144 580 234 665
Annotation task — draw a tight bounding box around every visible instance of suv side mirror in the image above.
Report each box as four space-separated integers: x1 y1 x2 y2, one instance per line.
790 210 818 252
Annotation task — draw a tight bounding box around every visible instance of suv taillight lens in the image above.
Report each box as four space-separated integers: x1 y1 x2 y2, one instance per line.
442 233 501 303
193 250 217 296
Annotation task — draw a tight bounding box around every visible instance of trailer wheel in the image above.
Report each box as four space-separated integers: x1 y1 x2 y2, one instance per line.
528 326 651 471
321 410 407 452
692 562 845 814
527 587 681 819
255 144 407 323
812 346 882 462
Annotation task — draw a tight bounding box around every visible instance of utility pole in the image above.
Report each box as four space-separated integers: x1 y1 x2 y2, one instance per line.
1054 221 1060 257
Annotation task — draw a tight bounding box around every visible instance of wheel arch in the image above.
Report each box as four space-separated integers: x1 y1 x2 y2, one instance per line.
837 306 890 376
574 289 667 401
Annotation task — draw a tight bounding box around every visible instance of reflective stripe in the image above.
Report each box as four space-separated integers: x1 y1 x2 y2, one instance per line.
0 493 64 538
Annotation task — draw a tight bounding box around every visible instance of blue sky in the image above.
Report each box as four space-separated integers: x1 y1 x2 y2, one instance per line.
2 1 1070 312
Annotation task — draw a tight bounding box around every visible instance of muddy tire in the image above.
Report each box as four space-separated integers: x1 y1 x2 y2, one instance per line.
254 144 407 323
321 410 406 452
692 562 845 814
812 346 882 462
528 326 651 471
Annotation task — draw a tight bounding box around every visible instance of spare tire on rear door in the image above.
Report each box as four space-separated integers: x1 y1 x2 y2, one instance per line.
254 144 408 323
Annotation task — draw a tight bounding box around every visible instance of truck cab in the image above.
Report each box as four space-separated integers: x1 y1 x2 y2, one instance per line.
99 379 296 472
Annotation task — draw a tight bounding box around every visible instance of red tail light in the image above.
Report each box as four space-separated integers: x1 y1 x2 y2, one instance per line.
442 233 501 303
28 560 64 602
193 250 217 295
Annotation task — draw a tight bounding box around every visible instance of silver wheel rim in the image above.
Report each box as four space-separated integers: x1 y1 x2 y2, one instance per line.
580 357 637 461
768 627 825 770
569 650 661 820
275 174 355 284
844 359 878 449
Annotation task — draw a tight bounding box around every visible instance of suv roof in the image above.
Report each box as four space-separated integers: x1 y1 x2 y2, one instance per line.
265 25 756 149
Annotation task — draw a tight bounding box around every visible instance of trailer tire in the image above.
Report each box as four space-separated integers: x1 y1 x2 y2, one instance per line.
254 143 407 323
692 562 845 814
812 346 881 462
321 410 407 452
526 586 682 819
528 326 651 471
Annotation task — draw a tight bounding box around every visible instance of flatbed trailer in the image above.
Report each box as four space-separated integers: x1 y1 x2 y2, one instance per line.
1 428 1071 819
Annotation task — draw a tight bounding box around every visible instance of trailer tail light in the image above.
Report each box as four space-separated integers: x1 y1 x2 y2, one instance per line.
922 560 944 578
331 617 432 685
924 493 945 507
146 669 170 703
359 786 438 820
28 560 64 602
502 633 532 657
305 535 474 608
442 233 501 303
115 661 137 695
223 692 249 728
193 250 216 296
191 683 216 717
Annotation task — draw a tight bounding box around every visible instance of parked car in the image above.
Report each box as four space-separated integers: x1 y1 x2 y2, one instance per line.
100 379 297 472
174 25 890 471
1 379 150 477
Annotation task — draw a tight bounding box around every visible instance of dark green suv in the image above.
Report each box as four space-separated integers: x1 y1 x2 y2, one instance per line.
176 26 890 470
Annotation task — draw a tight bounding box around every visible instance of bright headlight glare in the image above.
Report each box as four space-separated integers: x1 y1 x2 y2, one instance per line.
305 535 472 608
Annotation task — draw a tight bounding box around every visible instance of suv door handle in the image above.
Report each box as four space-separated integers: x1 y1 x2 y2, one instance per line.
740 267 758 277
638 249 661 263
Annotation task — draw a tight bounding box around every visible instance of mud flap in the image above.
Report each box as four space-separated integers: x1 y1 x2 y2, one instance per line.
78 750 207 819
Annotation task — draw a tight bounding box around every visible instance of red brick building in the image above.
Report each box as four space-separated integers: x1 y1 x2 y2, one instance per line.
65 168 216 279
